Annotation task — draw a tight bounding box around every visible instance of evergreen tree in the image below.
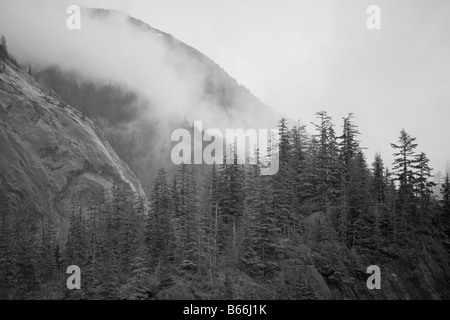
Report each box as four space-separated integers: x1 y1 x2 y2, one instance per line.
391 129 418 216
346 151 372 250
290 121 309 206
252 171 280 277
37 217 58 298
383 169 399 244
146 169 175 270
338 113 361 175
441 173 450 232
272 118 295 237
121 254 150 300
413 152 435 227
372 152 386 204
198 164 221 281
114 180 139 274
0 35 7 58
175 164 199 264
218 144 245 266
311 111 340 210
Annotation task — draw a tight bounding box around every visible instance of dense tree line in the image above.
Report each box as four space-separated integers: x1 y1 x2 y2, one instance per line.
1 113 450 299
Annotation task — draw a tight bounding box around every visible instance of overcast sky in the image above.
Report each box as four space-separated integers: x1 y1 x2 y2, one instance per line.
2 0 449 173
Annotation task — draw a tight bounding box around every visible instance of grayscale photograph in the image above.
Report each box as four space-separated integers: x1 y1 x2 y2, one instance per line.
0 0 449 305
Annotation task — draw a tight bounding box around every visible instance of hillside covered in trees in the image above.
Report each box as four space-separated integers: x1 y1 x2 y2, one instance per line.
1 88 449 298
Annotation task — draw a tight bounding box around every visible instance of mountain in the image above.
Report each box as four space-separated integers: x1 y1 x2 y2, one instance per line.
93 8 272 117
0 57 146 237
35 8 279 193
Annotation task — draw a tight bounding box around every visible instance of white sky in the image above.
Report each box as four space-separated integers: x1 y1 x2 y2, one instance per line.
2 0 450 173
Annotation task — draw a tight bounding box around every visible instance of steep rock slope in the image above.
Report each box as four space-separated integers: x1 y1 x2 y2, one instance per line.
0 59 146 236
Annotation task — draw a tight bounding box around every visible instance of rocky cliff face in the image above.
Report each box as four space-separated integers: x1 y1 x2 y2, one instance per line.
0 59 146 237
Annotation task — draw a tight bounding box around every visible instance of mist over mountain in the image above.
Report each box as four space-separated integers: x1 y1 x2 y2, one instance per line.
0 5 278 191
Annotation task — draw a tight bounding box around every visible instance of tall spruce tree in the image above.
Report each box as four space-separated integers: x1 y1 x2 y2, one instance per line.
372 152 386 204
339 113 361 176
414 152 435 227
311 111 340 210
391 129 418 216
146 169 175 270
